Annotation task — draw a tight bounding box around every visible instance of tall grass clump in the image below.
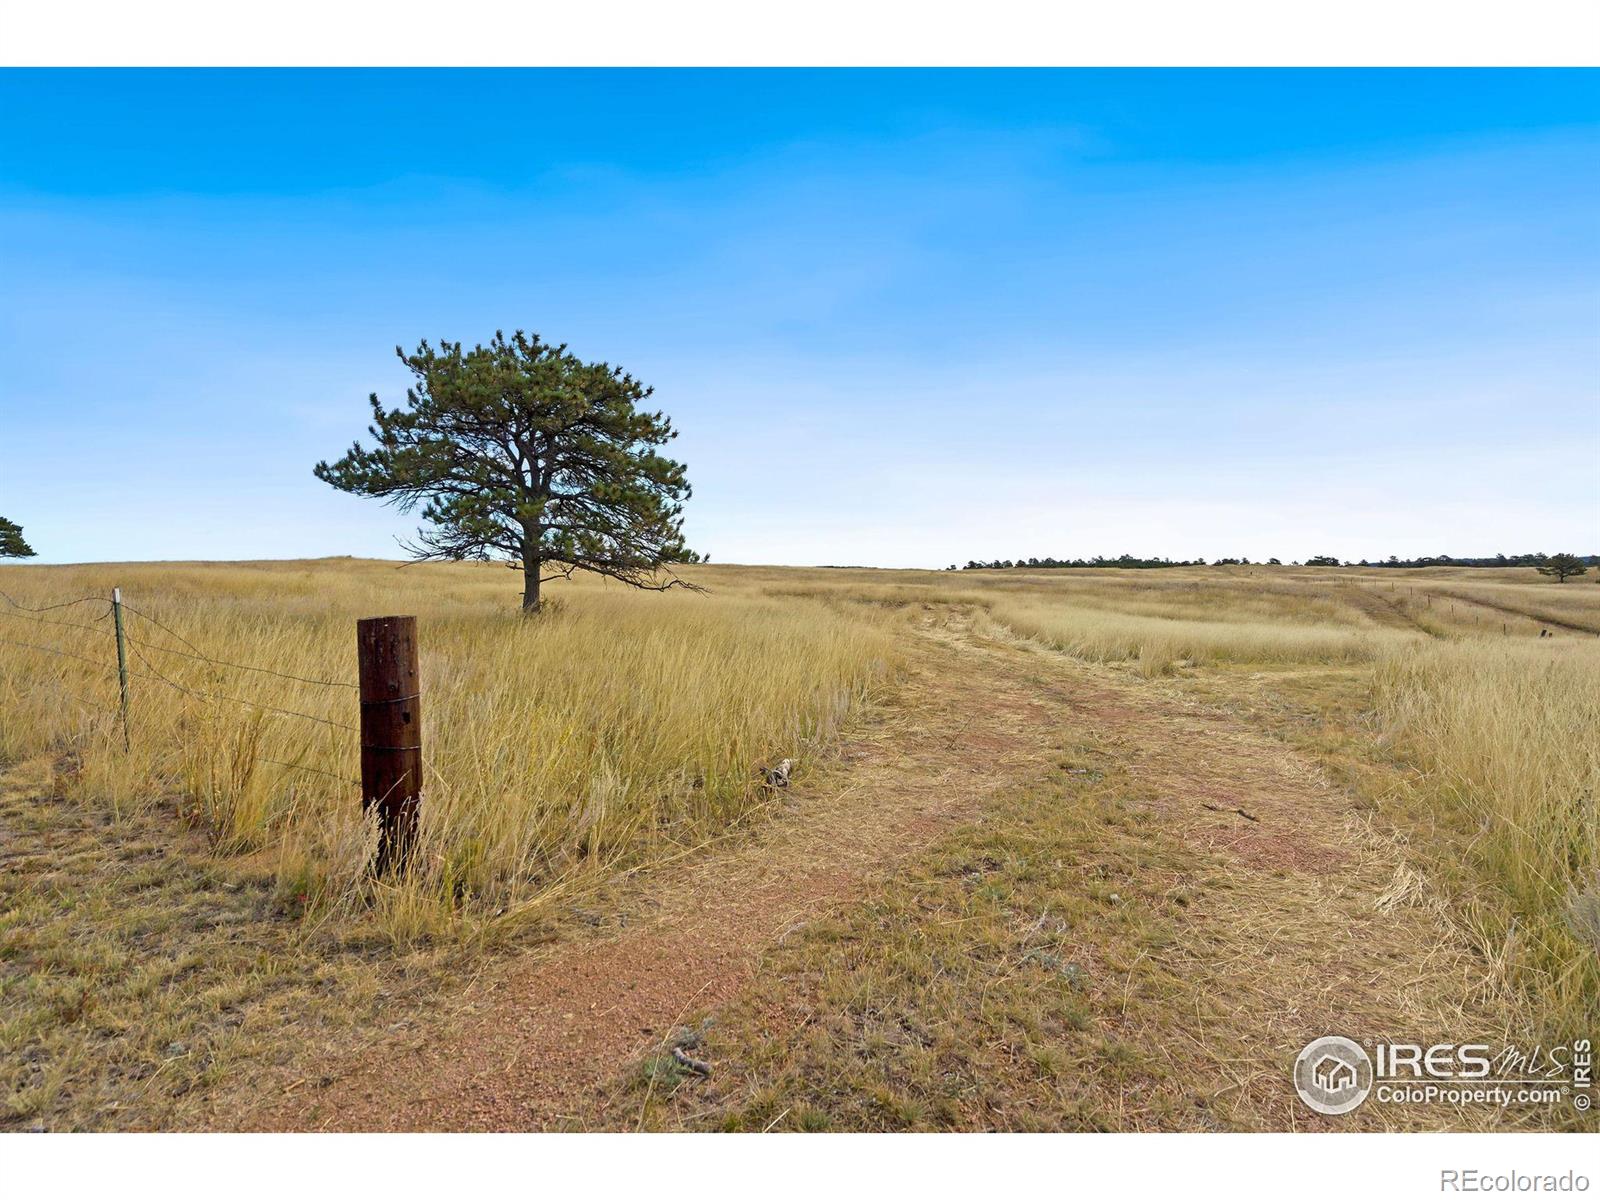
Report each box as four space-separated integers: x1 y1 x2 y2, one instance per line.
1377 638 1600 1040
0 560 901 938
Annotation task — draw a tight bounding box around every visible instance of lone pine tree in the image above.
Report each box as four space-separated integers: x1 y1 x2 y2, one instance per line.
316 332 696 612
1536 553 1589 584
0 517 35 558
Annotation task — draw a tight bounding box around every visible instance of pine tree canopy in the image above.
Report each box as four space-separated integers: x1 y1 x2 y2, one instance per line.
0 516 35 559
1536 552 1589 583
314 331 696 611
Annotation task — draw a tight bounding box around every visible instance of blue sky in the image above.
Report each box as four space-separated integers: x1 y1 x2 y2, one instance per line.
1 69 1596 567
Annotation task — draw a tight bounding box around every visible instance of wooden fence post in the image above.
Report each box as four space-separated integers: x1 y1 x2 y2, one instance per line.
111 587 130 751
357 616 422 876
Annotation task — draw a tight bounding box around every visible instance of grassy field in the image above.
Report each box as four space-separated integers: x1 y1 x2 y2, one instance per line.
0 560 901 938
1 558 1596 1128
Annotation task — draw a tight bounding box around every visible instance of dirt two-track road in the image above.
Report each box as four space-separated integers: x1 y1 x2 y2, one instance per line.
213 613 1529 1132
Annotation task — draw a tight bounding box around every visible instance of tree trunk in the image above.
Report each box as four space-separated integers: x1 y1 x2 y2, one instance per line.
522 556 541 613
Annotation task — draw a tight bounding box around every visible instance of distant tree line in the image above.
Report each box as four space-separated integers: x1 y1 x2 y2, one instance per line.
949 552 1598 572
950 554 1207 571
1355 553 1597 570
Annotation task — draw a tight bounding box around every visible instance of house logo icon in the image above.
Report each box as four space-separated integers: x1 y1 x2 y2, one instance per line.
1313 1054 1358 1093
1294 1036 1374 1115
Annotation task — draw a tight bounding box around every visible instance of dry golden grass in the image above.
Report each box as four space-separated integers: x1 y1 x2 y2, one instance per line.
1377 638 1600 1043
4 558 1592 946
3 557 1596 1129
952 567 1404 675
981 595 1417 675
0 756 459 1130
602 569 1600 1131
947 566 1600 1042
0 559 901 939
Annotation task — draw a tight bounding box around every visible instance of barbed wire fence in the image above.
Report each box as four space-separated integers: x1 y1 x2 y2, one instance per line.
0 587 363 787
1 587 425 873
